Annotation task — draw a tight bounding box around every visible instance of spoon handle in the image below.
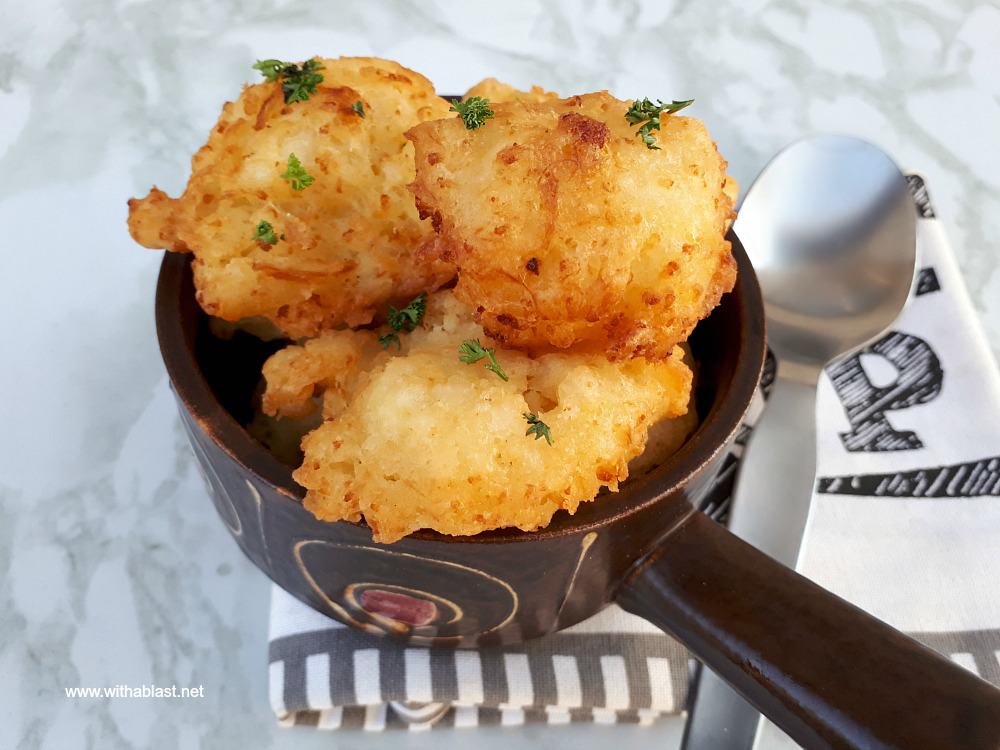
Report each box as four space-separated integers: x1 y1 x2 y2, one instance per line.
683 371 820 749
727 371 820 563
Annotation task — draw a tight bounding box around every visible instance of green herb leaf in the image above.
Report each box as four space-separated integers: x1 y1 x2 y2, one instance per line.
457 340 485 364
523 412 554 446
281 153 315 190
458 339 509 381
252 58 325 103
625 97 693 149
450 96 495 130
252 59 286 83
379 333 401 350
252 220 280 246
378 293 427 351
386 293 427 333
352 100 365 118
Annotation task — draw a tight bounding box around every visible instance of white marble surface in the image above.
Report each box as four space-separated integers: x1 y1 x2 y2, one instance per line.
1 1 998 748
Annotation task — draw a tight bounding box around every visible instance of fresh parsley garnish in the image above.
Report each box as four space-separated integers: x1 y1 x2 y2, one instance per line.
450 97 494 130
252 220 280 246
458 339 509 381
352 100 365 118
281 153 314 190
387 294 426 332
379 333 401 350
252 59 287 83
625 98 693 150
252 58 325 103
378 293 427 349
524 412 554 446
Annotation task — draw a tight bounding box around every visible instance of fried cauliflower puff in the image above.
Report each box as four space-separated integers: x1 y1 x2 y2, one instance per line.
406 91 737 361
463 78 559 103
261 292 692 543
128 57 455 338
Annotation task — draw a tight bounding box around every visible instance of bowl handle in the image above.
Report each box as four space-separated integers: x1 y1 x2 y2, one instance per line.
615 510 1000 749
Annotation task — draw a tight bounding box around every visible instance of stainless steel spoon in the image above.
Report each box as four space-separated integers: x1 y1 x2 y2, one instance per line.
683 135 917 750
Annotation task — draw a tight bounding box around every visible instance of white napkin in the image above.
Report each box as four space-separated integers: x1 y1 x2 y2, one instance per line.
801 175 1000 675
266 174 1000 729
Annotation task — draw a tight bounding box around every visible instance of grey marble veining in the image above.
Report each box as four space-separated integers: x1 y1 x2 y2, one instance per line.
1 1 997 748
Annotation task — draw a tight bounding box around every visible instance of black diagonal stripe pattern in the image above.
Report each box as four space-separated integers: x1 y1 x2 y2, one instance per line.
915 266 941 296
817 455 1000 497
906 173 936 218
696 452 741 523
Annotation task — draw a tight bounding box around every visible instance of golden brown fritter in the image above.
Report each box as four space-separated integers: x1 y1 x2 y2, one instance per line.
463 78 559 104
261 328 385 420
406 92 737 361
261 292 692 543
128 57 455 338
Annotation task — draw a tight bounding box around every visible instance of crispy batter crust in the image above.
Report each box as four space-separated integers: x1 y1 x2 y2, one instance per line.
462 77 560 104
128 57 455 338
406 91 737 361
261 329 384 420
261 292 692 542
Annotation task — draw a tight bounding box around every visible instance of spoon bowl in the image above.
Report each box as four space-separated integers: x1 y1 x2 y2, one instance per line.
736 135 917 366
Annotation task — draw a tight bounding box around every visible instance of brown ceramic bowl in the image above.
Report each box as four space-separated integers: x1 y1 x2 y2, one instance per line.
156 232 1000 748
157 232 764 645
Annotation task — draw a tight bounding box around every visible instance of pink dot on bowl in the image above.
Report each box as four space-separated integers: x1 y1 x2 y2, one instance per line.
359 589 438 626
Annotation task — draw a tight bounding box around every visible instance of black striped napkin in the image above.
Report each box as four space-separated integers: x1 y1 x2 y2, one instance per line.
267 175 1000 730
269 587 690 729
